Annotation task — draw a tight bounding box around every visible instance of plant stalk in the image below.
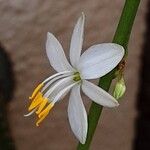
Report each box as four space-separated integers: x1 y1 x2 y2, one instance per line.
77 0 140 149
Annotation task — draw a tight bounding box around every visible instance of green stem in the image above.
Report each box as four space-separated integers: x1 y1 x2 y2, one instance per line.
77 0 140 149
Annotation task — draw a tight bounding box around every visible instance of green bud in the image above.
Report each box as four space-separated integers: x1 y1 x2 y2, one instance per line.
113 77 126 100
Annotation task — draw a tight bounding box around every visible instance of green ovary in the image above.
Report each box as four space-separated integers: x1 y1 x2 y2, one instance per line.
73 72 81 82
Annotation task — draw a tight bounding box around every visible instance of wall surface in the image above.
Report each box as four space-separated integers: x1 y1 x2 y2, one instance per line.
0 0 148 149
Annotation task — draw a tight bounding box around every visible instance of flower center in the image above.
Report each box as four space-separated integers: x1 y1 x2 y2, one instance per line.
73 72 81 82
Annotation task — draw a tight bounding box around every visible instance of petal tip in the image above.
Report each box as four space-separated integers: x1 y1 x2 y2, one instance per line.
115 101 120 107
112 99 119 107
80 138 86 144
78 12 85 24
114 43 125 56
47 32 54 38
105 100 119 108
81 12 85 19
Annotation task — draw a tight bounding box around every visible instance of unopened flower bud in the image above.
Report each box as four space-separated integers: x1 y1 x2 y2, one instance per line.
113 77 126 100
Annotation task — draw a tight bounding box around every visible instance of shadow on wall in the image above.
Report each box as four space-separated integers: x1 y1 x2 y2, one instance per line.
0 44 16 150
134 1 150 150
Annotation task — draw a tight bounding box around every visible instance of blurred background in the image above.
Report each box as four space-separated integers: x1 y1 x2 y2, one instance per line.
0 0 148 150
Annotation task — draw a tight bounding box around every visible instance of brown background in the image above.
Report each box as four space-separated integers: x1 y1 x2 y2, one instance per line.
0 0 148 149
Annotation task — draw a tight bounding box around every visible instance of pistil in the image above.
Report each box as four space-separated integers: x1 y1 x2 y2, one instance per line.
73 72 81 82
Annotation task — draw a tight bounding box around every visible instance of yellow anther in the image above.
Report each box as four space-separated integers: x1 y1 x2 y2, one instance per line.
36 103 54 126
38 103 54 118
29 83 44 100
36 98 48 115
36 112 49 127
28 92 43 111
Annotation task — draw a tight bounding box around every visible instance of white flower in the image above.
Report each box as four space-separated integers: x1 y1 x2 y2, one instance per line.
25 13 124 144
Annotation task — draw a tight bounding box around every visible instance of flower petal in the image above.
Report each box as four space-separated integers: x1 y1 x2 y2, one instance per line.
82 80 119 107
77 43 124 79
46 32 74 72
68 84 87 144
70 13 85 68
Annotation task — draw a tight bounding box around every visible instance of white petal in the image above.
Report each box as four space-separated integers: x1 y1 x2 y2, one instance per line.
46 32 74 72
68 84 87 144
77 43 124 79
82 80 119 107
70 13 85 68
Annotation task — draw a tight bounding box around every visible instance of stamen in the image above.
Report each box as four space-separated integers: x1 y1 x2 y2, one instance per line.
31 92 42 103
43 71 73 84
28 92 43 111
53 82 79 103
24 108 37 117
44 76 73 98
36 103 54 126
29 83 44 100
38 103 54 118
36 98 48 115
41 73 71 93
27 71 78 126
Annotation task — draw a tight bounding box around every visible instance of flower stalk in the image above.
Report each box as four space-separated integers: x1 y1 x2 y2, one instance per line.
77 0 140 149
